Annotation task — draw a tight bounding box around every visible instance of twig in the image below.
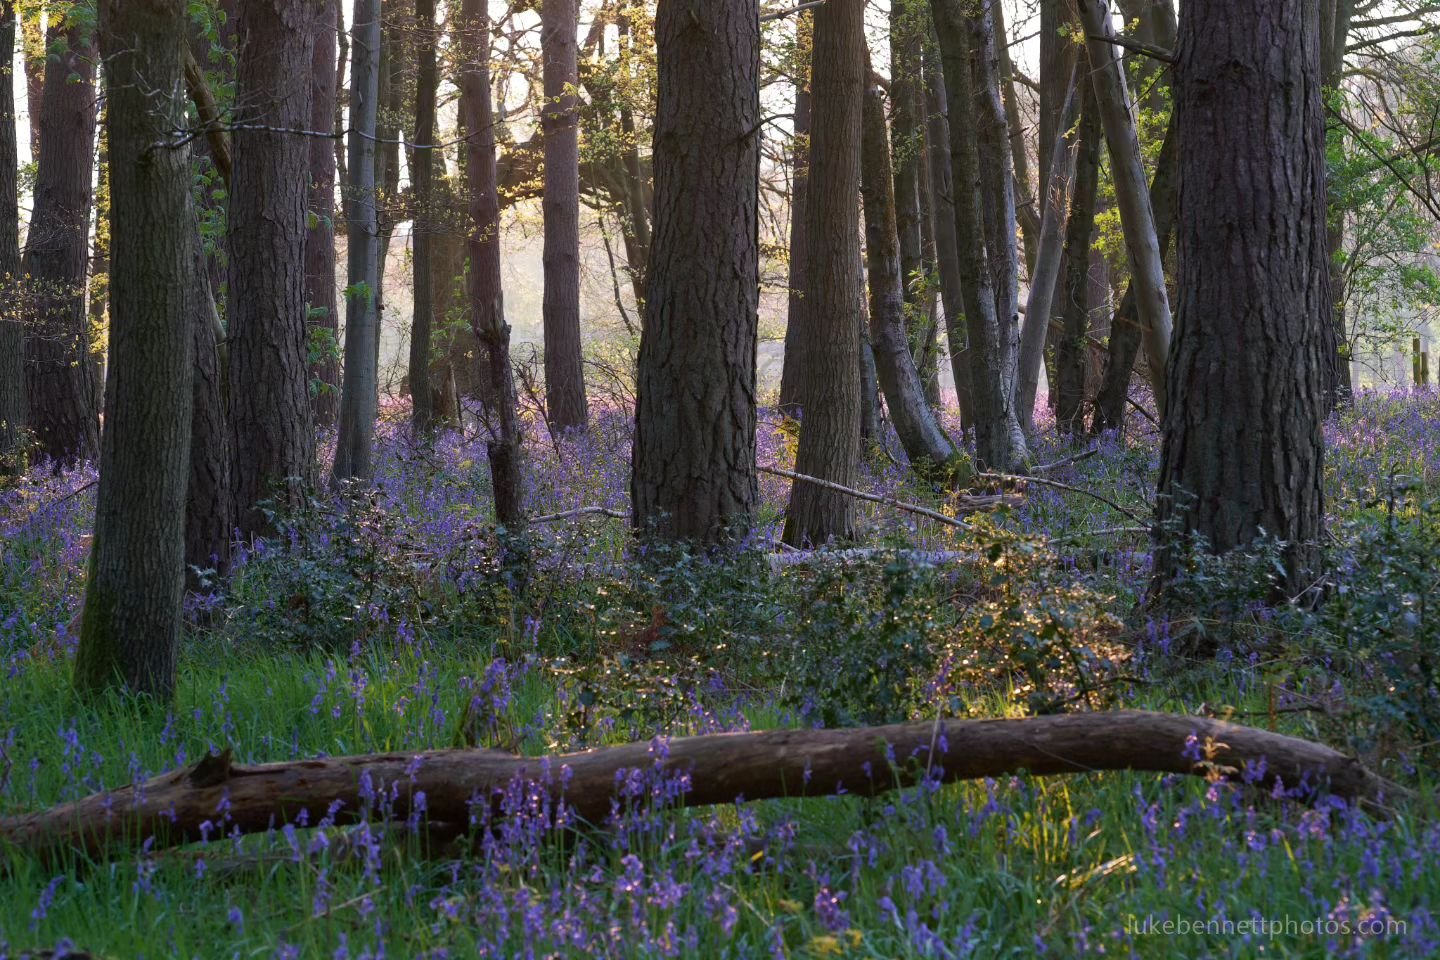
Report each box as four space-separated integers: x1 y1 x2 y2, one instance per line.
977 472 1150 525
1046 525 1151 545
761 0 828 23
760 465 1018 528
1032 448 1098 474
529 506 628 524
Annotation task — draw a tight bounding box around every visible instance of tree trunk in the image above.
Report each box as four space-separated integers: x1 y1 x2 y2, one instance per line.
1076 0 1173 416
185 220 232 586
1056 85 1102 435
1321 0 1355 406
989 0 1039 275
409 0 438 435
631 0 761 546
782 0 865 548
930 0 1021 472
459 0 525 529
21 16 98 465
778 14 812 419
18 1 38 156
890 0 927 317
2 710 1390 864
228 0 318 534
858 290 881 444
333 0 382 483
307 0 341 428
860 77 964 476
922 39 973 429
372 5 404 377
0 0 24 471
1155 0 1331 600
75 0 195 700
540 0 588 433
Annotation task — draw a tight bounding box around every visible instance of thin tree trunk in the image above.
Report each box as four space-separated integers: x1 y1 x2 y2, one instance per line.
76 0 195 700
185 222 232 585
307 0 341 428
783 0 865 548
989 0 1039 274
1155 0 1331 601
409 0 438 434
1056 85 1102 435
778 14 812 419
890 0 927 315
228 0 318 534
1321 0 1355 406
21 16 98 465
459 0 525 529
0 0 24 470
18 1 39 157
1076 0 1172 415
632 0 761 546
333 0 382 482
858 289 881 444
860 77 964 475
541 0 588 432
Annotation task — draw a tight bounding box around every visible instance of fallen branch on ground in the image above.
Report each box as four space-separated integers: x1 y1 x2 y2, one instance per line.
529 506 628 524
760 465 1020 529
978 471 1150 525
765 548 981 573
0 711 1399 865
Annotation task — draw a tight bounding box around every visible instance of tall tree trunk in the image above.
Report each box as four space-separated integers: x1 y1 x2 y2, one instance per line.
307 0 341 428
186 223 232 584
409 0 438 434
860 76 964 475
931 0 1022 472
333 0 381 482
372 3 404 374
76 0 195 700
1055 84 1101 435
777 13 812 419
1321 0 1354 406
0 0 24 471
458 0 524 529
540 0 587 432
228 0 317 534
858 289 881 444
1076 0 1172 415
18 1 39 157
632 0 761 546
890 0 927 316
1155 0 1331 600
922 37 973 429
21 15 98 465
989 0 1039 274
782 0 864 548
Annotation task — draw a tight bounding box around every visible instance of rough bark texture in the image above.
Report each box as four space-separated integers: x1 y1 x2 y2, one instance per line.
228 0 317 533
931 0 1019 472
0 0 24 468
782 0 864 548
1 711 1391 864
631 0 760 545
1056 86 1102 435
75 0 195 700
1321 0 1355 406
185 223 232 583
409 0 438 434
21 16 98 465
333 0 381 482
890 0 927 315
860 79 962 476
989 0 1038 274
1156 0 1331 598
459 0 525 529
306 0 341 428
540 0 588 433
777 15 812 419
1076 0 1173 415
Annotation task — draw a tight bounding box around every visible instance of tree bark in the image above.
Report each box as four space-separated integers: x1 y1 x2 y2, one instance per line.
631 0 761 546
1321 0 1355 406
307 0 341 428
890 0 927 316
540 0 588 433
1056 85 1102 435
0 0 24 471
228 0 318 533
783 0 865 548
860 77 965 476
1076 0 1173 415
75 0 195 700
459 0 525 529
333 0 382 483
989 0 1039 274
21 15 98 465
1 710 1390 864
185 223 232 585
409 0 438 434
778 13 812 419
1155 0 1331 599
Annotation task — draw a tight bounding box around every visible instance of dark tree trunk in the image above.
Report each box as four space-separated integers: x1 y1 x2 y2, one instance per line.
777 14 812 419
989 0 1039 275
860 77 963 475
1090 114 1177 434
0 0 24 470
373 4 405 360
185 225 232 585
1056 86 1101 435
782 0 865 548
409 0 438 434
1155 0 1331 599
307 0 341 428
21 16 98 465
1321 0 1354 407
459 0 525 529
540 0 588 433
631 0 760 546
76 0 196 700
890 0 926 316
228 0 318 534
858 290 881 444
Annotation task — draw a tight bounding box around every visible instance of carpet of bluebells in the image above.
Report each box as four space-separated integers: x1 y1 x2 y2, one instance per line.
2 390 1439 958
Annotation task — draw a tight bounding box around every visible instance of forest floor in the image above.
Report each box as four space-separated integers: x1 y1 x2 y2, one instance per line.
2 391 1439 958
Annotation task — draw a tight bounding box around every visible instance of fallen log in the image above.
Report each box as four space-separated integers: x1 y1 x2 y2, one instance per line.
0 711 1397 865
